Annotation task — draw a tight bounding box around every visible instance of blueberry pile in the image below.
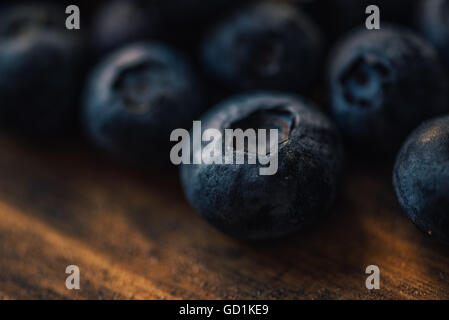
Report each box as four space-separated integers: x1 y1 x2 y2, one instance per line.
1 0 449 242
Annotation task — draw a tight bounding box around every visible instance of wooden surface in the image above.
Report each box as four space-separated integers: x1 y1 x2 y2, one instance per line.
0 135 449 300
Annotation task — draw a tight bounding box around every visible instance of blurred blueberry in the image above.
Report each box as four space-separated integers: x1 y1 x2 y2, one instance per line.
91 0 161 56
301 0 420 43
91 0 245 56
418 0 449 66
328 26 448 154
83 42 204 167
0 4 86 138
394 115 449 243
201 1 324 92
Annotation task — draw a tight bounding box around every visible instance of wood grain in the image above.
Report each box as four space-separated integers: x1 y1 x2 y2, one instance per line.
0 135 448 300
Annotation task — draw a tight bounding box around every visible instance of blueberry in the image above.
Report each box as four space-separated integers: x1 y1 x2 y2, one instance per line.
302 0 420 42
180 92 343 240
393 116 449 243
91 0 243 55
91 0 161 56
0 4 86 138
83 42 204 167
328 26 448 154
418 0 449 66
201 1 323 92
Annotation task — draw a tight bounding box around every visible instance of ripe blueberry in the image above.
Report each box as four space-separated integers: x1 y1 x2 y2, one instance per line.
418 0 449 66
180 92 343 240
91 0 162 56
201 1 323 92
328 26 448 154
302 0 419 41
0 4 86 138
91 0 242 55
82 42 204 167
393 116 449 243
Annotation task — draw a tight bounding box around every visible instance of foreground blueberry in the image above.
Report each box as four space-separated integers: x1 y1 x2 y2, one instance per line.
201 1 323 92
0 4 85 138
180 92 343 240
418 0 449 66
393 116 449 243
83 42 204 166
328 26 448 154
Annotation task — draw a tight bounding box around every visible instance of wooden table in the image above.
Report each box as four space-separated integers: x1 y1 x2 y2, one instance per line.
0 135 448 300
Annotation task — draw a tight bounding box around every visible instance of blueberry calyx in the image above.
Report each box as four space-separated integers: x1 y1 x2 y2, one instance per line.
113 61 162 114
340 53 391 109
229 107 296 154
235 33 285 77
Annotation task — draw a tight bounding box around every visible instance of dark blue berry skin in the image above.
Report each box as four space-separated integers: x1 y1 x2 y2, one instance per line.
301 0 420 42
394 116 449 243
83 42 204 167
91 0 243 56
419 0 449 66
180 92 343 240
91 0 161 56
328 26 449 154
201 2 323 92
0 4 86 138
